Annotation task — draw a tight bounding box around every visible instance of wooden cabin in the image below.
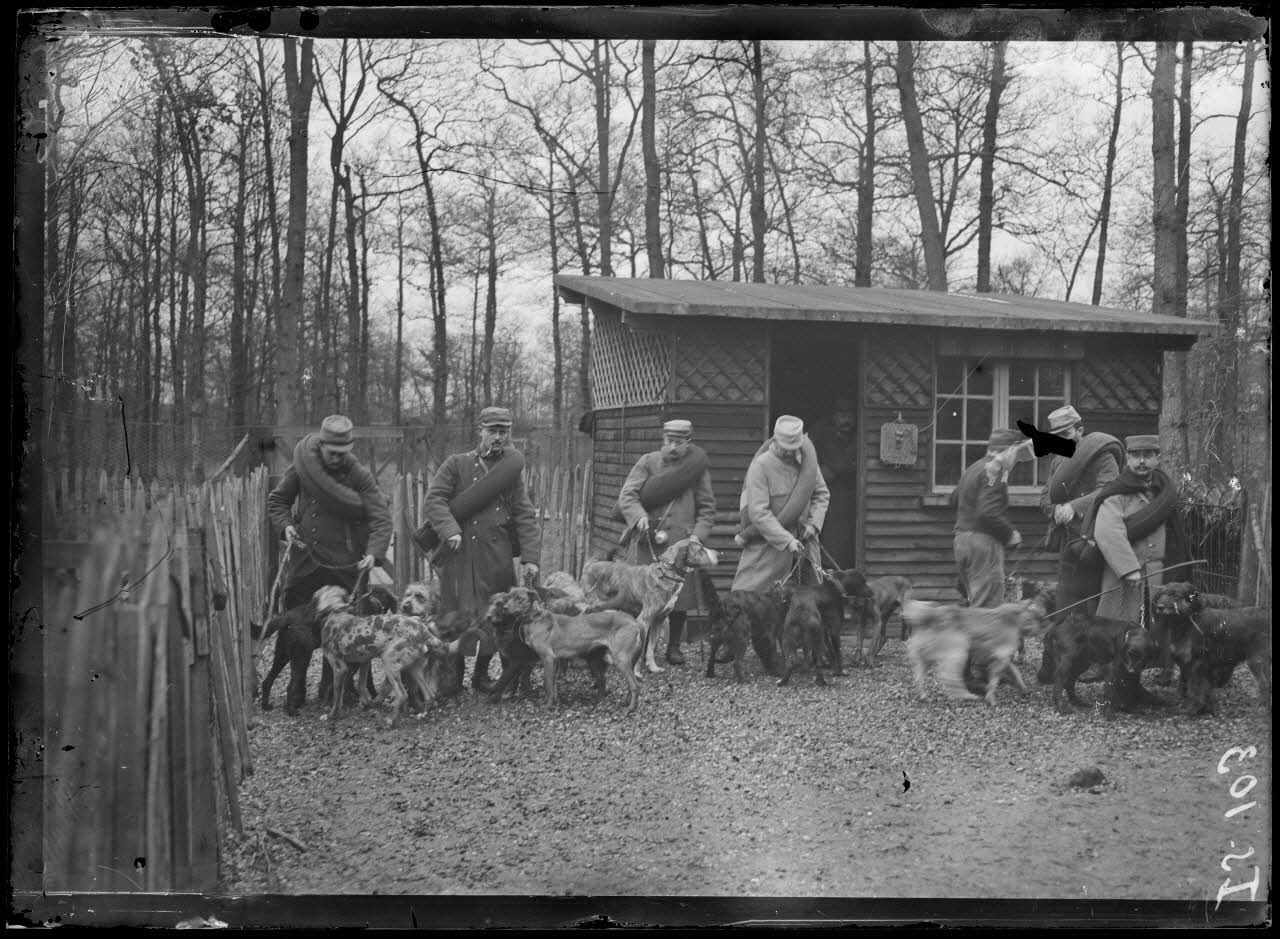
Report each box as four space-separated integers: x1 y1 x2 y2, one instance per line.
555 276 1215 600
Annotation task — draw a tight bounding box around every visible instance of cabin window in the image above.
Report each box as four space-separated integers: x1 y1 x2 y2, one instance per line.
932 359 1072 493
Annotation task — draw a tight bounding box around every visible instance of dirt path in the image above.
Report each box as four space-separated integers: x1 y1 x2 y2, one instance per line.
223 635 1271 901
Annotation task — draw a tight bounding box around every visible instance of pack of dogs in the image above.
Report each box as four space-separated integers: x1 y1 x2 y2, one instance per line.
252 530 1271 728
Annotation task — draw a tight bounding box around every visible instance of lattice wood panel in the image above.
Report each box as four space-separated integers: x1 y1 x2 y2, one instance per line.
865 333 934 408
590 314 672 409
674 323 767 403
1079 354 1161 412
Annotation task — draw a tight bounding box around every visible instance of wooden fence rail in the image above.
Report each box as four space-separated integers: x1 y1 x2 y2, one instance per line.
43 468 269 891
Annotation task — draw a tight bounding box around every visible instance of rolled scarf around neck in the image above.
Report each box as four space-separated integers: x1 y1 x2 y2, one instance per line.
1045 432 1124 505
412 447 526 553
293 433 366 520
1082 466 1178 544
623 444 710 516
736 435 819 544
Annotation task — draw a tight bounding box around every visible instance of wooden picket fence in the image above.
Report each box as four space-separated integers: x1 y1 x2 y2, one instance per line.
43 467 270 891
389 460 595 588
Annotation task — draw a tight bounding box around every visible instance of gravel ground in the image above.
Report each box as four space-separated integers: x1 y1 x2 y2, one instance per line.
221 631 1271 901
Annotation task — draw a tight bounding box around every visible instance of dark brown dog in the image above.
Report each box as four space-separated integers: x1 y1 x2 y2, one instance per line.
1151 581 1246 691
1042 611 1164 719
852 574 911 667
815 568 873 674
777 583 829 687
703 580 790 680
1152 583 1269 715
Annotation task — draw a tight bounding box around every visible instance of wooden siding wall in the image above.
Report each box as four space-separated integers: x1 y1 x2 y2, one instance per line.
859 328 1165 601
590 404 768 596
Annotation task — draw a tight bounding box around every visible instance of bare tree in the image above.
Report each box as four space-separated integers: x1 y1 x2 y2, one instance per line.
1091 41 1127 305
894 41 947 290
642 39 664 278
1150 41 1178 318
975 40 1008 293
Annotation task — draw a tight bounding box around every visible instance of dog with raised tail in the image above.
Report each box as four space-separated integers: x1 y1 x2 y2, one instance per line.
904 598 1046 705
581 538 718 677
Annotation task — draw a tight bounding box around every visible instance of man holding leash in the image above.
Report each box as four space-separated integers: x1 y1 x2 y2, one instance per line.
267 414 393 608
1038 404 1122 610
732 415 830 593
267 414 393 702
1084 435 1184 624
616 418 717 665
950 428 1029 607
420 406 541 693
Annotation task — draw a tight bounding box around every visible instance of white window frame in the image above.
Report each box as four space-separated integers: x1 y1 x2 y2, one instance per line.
932 360 1073 495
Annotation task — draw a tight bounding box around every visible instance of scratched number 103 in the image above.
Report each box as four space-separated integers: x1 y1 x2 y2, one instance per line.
1216 745 1260 907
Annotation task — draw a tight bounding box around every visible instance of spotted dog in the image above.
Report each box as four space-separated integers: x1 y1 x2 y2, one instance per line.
904 599 1046 705
581 538 718 677
312 585 469 728
484 586 643 713
254 584 397 714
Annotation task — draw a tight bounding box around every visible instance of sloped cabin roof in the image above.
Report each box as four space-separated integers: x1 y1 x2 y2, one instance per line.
554 276 1215 346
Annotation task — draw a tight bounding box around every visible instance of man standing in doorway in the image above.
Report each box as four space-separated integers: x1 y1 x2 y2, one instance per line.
811 398 859 570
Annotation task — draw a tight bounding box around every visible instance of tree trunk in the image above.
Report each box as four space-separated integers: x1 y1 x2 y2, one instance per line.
1150 41 1177 318
593 41 613 277
894 41 947 291
1091 41 1124 306
277 37 315 439
393 198 405 427
1175 41 1192 319
230 125 250 431
340 164 362 421
975 40 1008 293
856 41 876 287
749 39 768 283
642 39 663 279
548 145 564 430
482 187 498 405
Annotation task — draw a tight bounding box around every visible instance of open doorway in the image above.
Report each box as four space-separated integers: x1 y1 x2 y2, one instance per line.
768 324 862 568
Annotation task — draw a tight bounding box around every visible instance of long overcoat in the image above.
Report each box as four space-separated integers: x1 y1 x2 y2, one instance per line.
423 450 541 615
1094 490 1167 623
617 449 717 611
731 448 830 593
267 457 392 589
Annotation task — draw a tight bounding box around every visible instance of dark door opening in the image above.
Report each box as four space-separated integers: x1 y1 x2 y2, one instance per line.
768 324 862 568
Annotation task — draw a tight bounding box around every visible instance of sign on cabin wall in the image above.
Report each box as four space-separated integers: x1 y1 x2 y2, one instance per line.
880 413 919 467
936 334 1085 361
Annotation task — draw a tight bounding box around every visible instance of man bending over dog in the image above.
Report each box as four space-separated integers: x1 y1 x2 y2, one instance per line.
732 415 830 593
266 414 393 706
949 428 1028 608
615 418 716 665
419 406 541 693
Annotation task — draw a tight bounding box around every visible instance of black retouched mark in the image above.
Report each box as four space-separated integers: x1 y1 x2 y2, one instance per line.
210 9 272 33
902 770 910 792
119 395 132 476
299 9 320 30
61 745 74 751
1017 419 1077 459
134 857 145 870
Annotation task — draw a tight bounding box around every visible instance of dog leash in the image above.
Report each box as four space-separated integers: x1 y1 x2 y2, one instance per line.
1050 559 1207 621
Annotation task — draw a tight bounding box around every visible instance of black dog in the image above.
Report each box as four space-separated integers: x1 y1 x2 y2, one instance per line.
816 568 873 674
777 583 829 686
256 584 397 714
702 575 790 680
1041 611 1164 719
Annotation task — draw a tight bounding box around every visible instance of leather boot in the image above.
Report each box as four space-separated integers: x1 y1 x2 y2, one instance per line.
471 653 496 692
665 613 686 666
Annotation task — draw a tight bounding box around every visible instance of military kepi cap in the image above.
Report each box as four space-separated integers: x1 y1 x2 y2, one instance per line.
662 419 692 437
1047 405 1082 434
319 414 355 451
478 406 513 427
773 415 805 450
1126 434 1161 453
